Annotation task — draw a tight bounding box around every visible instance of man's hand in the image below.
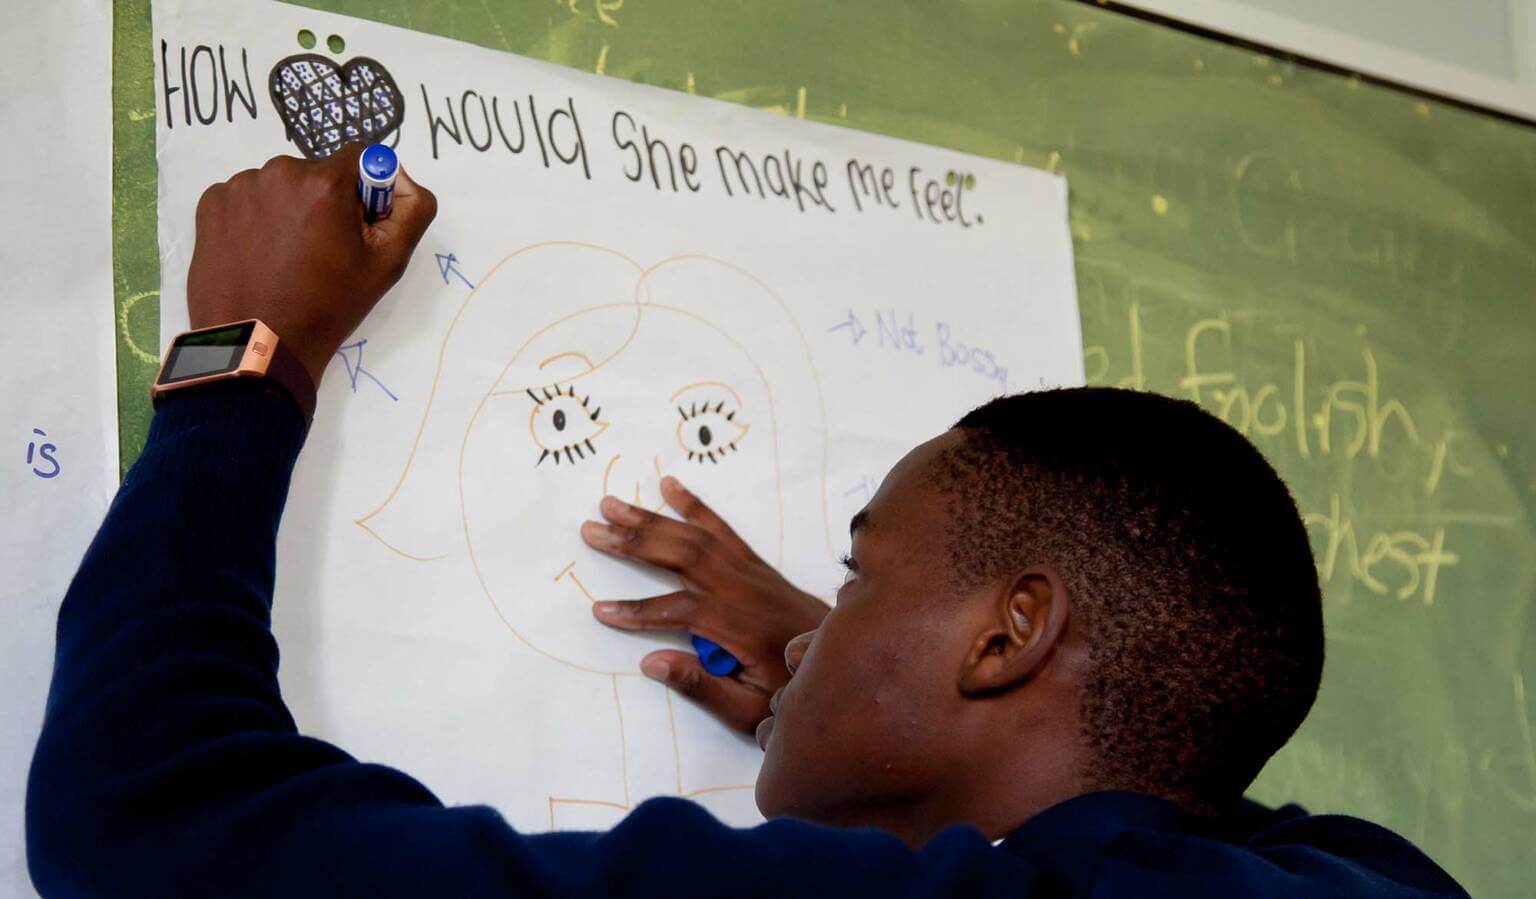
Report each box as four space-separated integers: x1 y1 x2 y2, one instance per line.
581 477 829 736
187 142 437 384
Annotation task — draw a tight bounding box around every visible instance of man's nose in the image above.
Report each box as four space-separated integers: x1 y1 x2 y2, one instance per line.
784 630 816 674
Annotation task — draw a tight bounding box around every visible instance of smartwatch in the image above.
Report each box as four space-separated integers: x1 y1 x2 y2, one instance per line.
152 319 316 426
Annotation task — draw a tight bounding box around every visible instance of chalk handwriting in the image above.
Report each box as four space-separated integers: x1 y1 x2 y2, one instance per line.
1084 293 1471 497
1076 260 1503 610
1178 316 1425 467
1304 494 1458 605
564 0 625 28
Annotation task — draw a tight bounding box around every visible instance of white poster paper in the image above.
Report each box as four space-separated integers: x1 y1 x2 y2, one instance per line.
0 2 116 895
152 0 1082 831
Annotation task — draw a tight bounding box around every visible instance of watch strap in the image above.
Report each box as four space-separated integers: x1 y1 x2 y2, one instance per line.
264 335 317 426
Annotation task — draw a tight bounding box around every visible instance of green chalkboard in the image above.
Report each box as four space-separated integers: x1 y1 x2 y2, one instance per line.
112 1 1536 894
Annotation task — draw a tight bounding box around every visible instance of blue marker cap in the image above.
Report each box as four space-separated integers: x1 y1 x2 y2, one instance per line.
690 635 741 677
357 143 399 221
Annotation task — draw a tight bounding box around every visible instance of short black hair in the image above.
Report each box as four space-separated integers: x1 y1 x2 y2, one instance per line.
933 387 1323 812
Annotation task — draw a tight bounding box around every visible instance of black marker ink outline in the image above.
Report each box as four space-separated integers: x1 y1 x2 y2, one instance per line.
269 53 405 160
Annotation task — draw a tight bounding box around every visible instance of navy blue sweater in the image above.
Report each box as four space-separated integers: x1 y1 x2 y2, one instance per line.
28 390 1469 897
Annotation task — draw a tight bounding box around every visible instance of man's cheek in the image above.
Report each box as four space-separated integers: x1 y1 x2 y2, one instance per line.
784 663 847 750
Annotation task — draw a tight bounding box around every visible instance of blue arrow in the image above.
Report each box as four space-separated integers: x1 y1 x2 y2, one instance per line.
435 252 476 290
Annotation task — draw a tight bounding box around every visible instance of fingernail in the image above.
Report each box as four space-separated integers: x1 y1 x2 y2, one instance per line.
661 476 683 493
601 495 642 524
641 657 671 681
581 521 619 547
594 601 619 617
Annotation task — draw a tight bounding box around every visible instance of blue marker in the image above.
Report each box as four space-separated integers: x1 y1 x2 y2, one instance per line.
357 143 398 221
691 635 741 677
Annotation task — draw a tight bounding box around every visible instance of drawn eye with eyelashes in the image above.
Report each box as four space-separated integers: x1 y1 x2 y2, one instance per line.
527 384 606 466
670 381 750 464
676 399 748 463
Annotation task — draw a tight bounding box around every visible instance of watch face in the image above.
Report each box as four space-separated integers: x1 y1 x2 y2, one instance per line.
159 321 256 384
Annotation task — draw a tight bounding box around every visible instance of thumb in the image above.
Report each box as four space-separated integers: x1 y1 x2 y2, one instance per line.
640 650 771 737
365 164 437 269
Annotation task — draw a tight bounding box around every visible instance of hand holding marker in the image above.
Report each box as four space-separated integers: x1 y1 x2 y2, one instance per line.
691 635 740 677
357 143 398 221
360 147 744 679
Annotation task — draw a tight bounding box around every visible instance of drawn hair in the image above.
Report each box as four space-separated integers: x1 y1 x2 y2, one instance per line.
359 242 833 578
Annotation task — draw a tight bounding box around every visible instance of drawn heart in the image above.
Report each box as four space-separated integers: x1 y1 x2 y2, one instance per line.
268 53 405 160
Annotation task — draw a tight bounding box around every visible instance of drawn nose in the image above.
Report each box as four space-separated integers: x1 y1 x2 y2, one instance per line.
600 454 666 510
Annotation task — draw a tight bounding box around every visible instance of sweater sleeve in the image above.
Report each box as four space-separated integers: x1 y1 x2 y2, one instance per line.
1081 823 1471 899
23 390 1037 898
1056 800 1471 899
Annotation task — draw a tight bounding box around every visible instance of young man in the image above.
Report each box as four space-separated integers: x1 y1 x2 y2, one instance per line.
27 147 1468 897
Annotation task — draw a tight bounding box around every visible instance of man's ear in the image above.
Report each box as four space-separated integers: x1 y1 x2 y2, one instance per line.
957 566 1070 696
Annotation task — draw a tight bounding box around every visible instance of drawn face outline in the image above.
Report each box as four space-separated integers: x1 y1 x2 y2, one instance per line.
461 300 783 675
356 243 835 678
